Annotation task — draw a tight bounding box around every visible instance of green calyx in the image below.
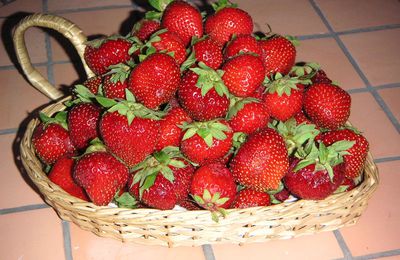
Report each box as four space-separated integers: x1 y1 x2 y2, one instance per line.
270 118 320 157
105 63 133 84
85 37 106 48
284 35 300 47
290 62 320 77
127 35 144 55
263 73 311 96
211 0 238 12
180 49 197 72
226 96 259 119
148 0 173 12
190 62 229 97
192 189 229 223
84 138 107 154
114 191 138 209
293 140 355 182
181 120 231 148
131 146 187 198
39 111 68 130
96 89 165 125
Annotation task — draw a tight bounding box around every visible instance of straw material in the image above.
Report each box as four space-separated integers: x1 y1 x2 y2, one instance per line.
16 13 379 247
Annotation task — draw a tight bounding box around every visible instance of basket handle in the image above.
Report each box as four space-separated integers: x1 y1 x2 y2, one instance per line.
13 13 95 100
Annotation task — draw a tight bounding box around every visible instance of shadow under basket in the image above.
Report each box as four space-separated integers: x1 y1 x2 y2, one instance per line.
15 13 379 247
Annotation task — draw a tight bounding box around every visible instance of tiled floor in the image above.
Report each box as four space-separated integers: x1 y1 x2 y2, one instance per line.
1 0 399 259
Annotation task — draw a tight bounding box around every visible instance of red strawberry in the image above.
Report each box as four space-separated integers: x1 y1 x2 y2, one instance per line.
318 128 369 179
177 68 229 121
205 4 253 45
155 106 192 151
303 83 351 130
231 189 271 209
262 74 306 121
178 197 202 210
83 76 102 95
224 34 263 60
293 110 314 125
148 30 187 65
103 75 128 99
74 151 129 206
161 0 203 46
132 19 161 42
128 53 180 109
181 120 233 165
227 98 269 134
190 162 237 221
272 187 290 203
222 54 265 97
259 35 296 78
84 37 132 76
48 157 88 201
339 177 357 192
33 113 76 165
230 127 289 191
192 37 223 70
128 147 195 209
312 69 332 84
68 103 101 150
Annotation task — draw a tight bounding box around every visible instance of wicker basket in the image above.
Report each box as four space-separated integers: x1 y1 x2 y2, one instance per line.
15 14 379 247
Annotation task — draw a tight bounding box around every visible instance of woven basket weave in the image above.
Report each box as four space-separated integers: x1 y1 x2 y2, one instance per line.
15 14 379 247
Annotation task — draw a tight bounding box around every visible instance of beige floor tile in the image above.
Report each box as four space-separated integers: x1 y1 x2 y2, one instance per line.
340 29 400 86
0 208 64 260
235 0 328 36
0 68 51 129
375 256 400 260
0 134 44 209
212 231 343 260
316 0 400 32
349 92 400 159
47 0 132 11
378 87 400 123
297 38 365 90
69 223 205 260
341 161 400 256
53 62 86 92
0 0 42 17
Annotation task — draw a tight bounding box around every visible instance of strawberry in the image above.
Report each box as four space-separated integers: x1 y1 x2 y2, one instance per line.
224 34 263 60
272 187 290 203
84 36 132 76
97 92 162 167
191 37 223 70
262 74 308 121
155 106 192 151
68 103 101 150
33 112 76 165
205 2 253 45
177 65 229 121
128 53 180 109
102 63 132 99
74 151 129 206
230 127 289 191
339 177 357 192
312 69 332 84
147 29 187 65
178 197 202 210
181 119 233 165
303 83 351 130
222 54 265 97
132 19 161 42
161 0 203 46
82 76 102 95
318 128 369 179
259 35 296 78
293 110 314 125
48 157 88 201
231 189 270 209
227 97 269 134
190 162 237 221
129 147 195 209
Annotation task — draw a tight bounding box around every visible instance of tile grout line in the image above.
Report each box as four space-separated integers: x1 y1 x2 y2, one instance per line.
353 248 400 260
308 0 400 134
0 203 49 215
62 221 73 260
374 156 400 164
333 230 354 260
202 244 216 260
0 128 18 135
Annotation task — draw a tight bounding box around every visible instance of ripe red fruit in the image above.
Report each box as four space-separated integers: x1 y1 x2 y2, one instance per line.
161 0 203 46
155 107 192 151
74 151 129 206
231 189 271 209
230 127 289 191
149 30 187 65
181 120 233 165
318 128 369 179
293 110 314 125
177 70 229 121
259 35 296 77
33 123 76 165
224 34 263 60
205 7 253 45
190 162 237 218
222 54 265 97
303 83 351 130
68 103 101 150
192 37 224 70
178 197 202 210
84 37 132 76
128 53 180 109
48 157 88 201
103 75 128 99
83 76 102 95
132 19 161 42
311 69 332 84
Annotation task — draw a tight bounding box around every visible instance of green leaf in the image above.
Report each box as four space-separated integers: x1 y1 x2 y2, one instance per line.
193 194 205 205
139 172 157 199
197 128 210 139
211 192 221 203
203 189 212 201
96 96 117 108
215 197 229 205
182 128 197 140
203 134 214 147
160 166 174 183
114 192 137 209
329 140 355 153
210 128 227 140
126 111 135 125
293 159 315 172
168 159 186 168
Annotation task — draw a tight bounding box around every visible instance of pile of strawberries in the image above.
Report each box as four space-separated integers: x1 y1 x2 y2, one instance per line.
32 0 369 221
